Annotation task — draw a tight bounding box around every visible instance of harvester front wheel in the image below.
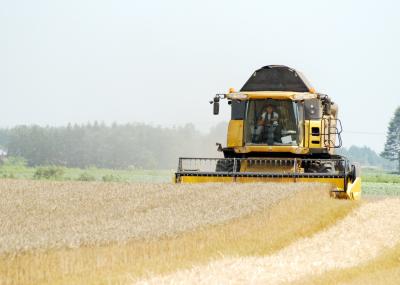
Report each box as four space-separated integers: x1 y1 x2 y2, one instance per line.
216 159 240 172
305 161 335 174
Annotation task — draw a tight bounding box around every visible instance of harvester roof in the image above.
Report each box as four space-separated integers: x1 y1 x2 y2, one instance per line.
240 65 314 93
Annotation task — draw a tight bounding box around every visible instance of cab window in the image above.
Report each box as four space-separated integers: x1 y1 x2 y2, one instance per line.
244 100 299 145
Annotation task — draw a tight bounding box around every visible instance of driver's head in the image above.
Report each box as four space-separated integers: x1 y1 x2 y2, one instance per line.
265 104 273 114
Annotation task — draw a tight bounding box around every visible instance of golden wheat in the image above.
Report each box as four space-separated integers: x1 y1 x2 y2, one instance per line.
0 179 353 285
140 198 400 285
0 180 318 254
292 243 400 285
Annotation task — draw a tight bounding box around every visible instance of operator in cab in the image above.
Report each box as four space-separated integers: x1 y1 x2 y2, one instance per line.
253 104 282 145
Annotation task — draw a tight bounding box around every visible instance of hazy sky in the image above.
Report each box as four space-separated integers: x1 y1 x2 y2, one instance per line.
1 0 399 151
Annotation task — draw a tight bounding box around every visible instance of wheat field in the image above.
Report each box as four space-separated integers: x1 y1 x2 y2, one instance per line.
0 179 398 284
0 180 305 253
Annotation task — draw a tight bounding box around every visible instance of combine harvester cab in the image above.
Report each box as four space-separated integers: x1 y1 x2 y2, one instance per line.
175 65 361 200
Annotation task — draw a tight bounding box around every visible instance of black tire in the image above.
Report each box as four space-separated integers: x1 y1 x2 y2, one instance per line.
320 162 335 173
305 161 335 174
216 159 240 172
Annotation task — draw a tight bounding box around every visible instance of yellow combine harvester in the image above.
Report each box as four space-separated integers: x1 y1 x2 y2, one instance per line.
175 65 361 200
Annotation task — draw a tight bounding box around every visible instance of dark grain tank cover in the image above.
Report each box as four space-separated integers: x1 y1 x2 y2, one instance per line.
240 65 311 92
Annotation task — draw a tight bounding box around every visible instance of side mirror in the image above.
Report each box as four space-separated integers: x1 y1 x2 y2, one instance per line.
213 101 220 115
212 96 220 115
210 94 225 115
320 94 332 116
322 103 330 116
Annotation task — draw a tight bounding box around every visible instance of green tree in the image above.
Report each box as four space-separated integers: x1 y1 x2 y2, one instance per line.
381 107 400 173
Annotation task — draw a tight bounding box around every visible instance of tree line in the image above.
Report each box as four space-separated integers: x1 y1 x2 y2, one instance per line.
337 146 395 170
0 122 226 169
